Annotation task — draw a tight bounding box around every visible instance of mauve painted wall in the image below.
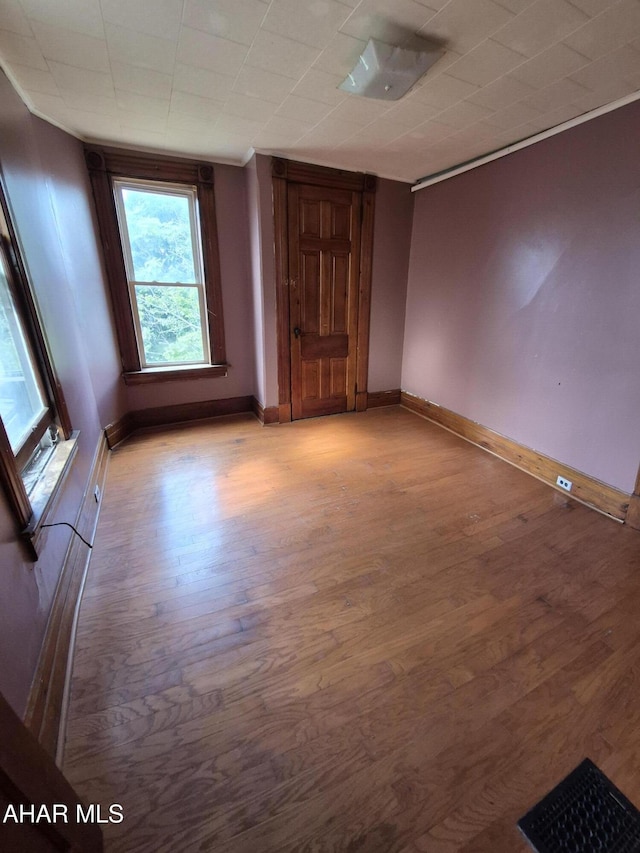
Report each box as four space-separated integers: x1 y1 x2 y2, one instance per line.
368 178 413 392
126 162 256 411
244 154 280 410
0 72 121 715
403 100 640 493
33 117 125 427
246 155 267 406
252 153 279 409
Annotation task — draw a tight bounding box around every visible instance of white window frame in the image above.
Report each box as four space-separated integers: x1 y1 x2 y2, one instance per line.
112 178 210 369
0 260 49 456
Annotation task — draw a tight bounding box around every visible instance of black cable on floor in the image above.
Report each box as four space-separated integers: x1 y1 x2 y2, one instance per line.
41 522 93 549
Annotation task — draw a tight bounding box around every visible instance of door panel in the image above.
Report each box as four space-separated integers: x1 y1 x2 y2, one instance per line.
331 253 349 333
289 183 361 420
300 334 349 359
331 202 351 239
300 252 320 335
301 360 319 401
330 359 347 396
300 198 321 237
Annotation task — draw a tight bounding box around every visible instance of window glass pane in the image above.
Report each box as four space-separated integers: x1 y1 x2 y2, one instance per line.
121 188 197 283
135 284 205 364
0 266 48 452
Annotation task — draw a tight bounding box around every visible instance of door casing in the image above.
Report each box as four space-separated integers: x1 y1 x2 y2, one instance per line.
272 157 377 423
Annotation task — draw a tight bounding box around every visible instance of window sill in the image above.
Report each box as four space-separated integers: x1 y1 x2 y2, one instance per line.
123 364 228 385
23 431 80 561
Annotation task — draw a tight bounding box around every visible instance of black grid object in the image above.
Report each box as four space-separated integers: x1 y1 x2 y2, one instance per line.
518 759 640 853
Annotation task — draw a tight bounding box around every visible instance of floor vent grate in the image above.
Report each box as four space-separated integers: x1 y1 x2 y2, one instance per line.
518 759 640 853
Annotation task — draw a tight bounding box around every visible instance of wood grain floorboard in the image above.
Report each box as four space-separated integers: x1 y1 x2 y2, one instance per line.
63 408 640 852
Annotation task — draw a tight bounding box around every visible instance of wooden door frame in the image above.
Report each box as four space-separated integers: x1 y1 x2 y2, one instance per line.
272 157 377 423
626 463 640 529
0 691 103 851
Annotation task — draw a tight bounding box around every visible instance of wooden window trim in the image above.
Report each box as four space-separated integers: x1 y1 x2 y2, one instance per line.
123 363 228 385
0 417 31 529
84 146 227 378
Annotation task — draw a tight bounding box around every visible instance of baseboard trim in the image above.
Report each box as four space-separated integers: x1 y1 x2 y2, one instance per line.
133 396 254 431
252 397 280 425
367 389 401 408
105 395 258 447
104 412 134 449
106 391 401 437
626 494 640 530
24 431 109 759
401 391 630 522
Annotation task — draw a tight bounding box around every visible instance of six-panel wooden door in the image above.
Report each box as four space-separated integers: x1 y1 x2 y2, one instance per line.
287 182 361 420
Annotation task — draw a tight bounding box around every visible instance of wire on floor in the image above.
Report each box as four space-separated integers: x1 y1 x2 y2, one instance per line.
41 522 93 549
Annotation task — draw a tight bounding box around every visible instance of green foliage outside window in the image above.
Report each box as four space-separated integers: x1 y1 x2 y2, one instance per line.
121 188 205 364
136 285 204 364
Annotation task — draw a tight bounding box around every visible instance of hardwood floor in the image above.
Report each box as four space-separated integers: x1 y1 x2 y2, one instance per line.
63 407 640 852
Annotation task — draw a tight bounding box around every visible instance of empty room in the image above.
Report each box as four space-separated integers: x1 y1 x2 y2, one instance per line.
1 1 640 851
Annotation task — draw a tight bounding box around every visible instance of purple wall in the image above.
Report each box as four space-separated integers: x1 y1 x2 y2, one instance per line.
369 178 414 392
245 153 280 410
33 118 125 428
246 155 266 406
126 162 256 411
403 100 640 493
252 154 279 409
0 72 122 715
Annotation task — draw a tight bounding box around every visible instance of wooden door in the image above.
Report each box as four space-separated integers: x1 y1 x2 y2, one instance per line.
288 183 362 420
0 691 103 852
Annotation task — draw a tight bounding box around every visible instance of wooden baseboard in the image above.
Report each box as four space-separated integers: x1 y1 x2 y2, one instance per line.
105 396 257 447
252 397 280 425
104 411 134 449
626 494 640 530
367 389 401 408
133 396 254 431
401 391 630 522
24 432 109 759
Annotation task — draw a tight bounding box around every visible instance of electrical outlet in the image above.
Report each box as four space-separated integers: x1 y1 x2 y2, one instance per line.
556 476 572 492
94 485 101 503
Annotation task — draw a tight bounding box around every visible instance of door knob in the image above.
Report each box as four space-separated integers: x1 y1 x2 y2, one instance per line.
293 327 302 338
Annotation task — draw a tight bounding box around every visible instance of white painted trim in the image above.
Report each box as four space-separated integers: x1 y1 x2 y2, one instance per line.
411 90 640 193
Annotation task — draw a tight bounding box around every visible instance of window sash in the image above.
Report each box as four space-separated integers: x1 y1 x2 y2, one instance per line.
112 179 211 369
0 259 50 456
129 281 209 368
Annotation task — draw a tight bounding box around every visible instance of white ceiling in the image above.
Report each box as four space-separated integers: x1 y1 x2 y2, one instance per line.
1 0 639 184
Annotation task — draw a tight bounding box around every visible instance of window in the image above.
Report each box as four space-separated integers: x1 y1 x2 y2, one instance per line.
0 260 49 464
113 180 208 368
0 183 73 543
85 148 226 385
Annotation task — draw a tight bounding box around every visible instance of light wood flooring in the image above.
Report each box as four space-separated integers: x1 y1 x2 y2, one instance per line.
63 406 640 852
